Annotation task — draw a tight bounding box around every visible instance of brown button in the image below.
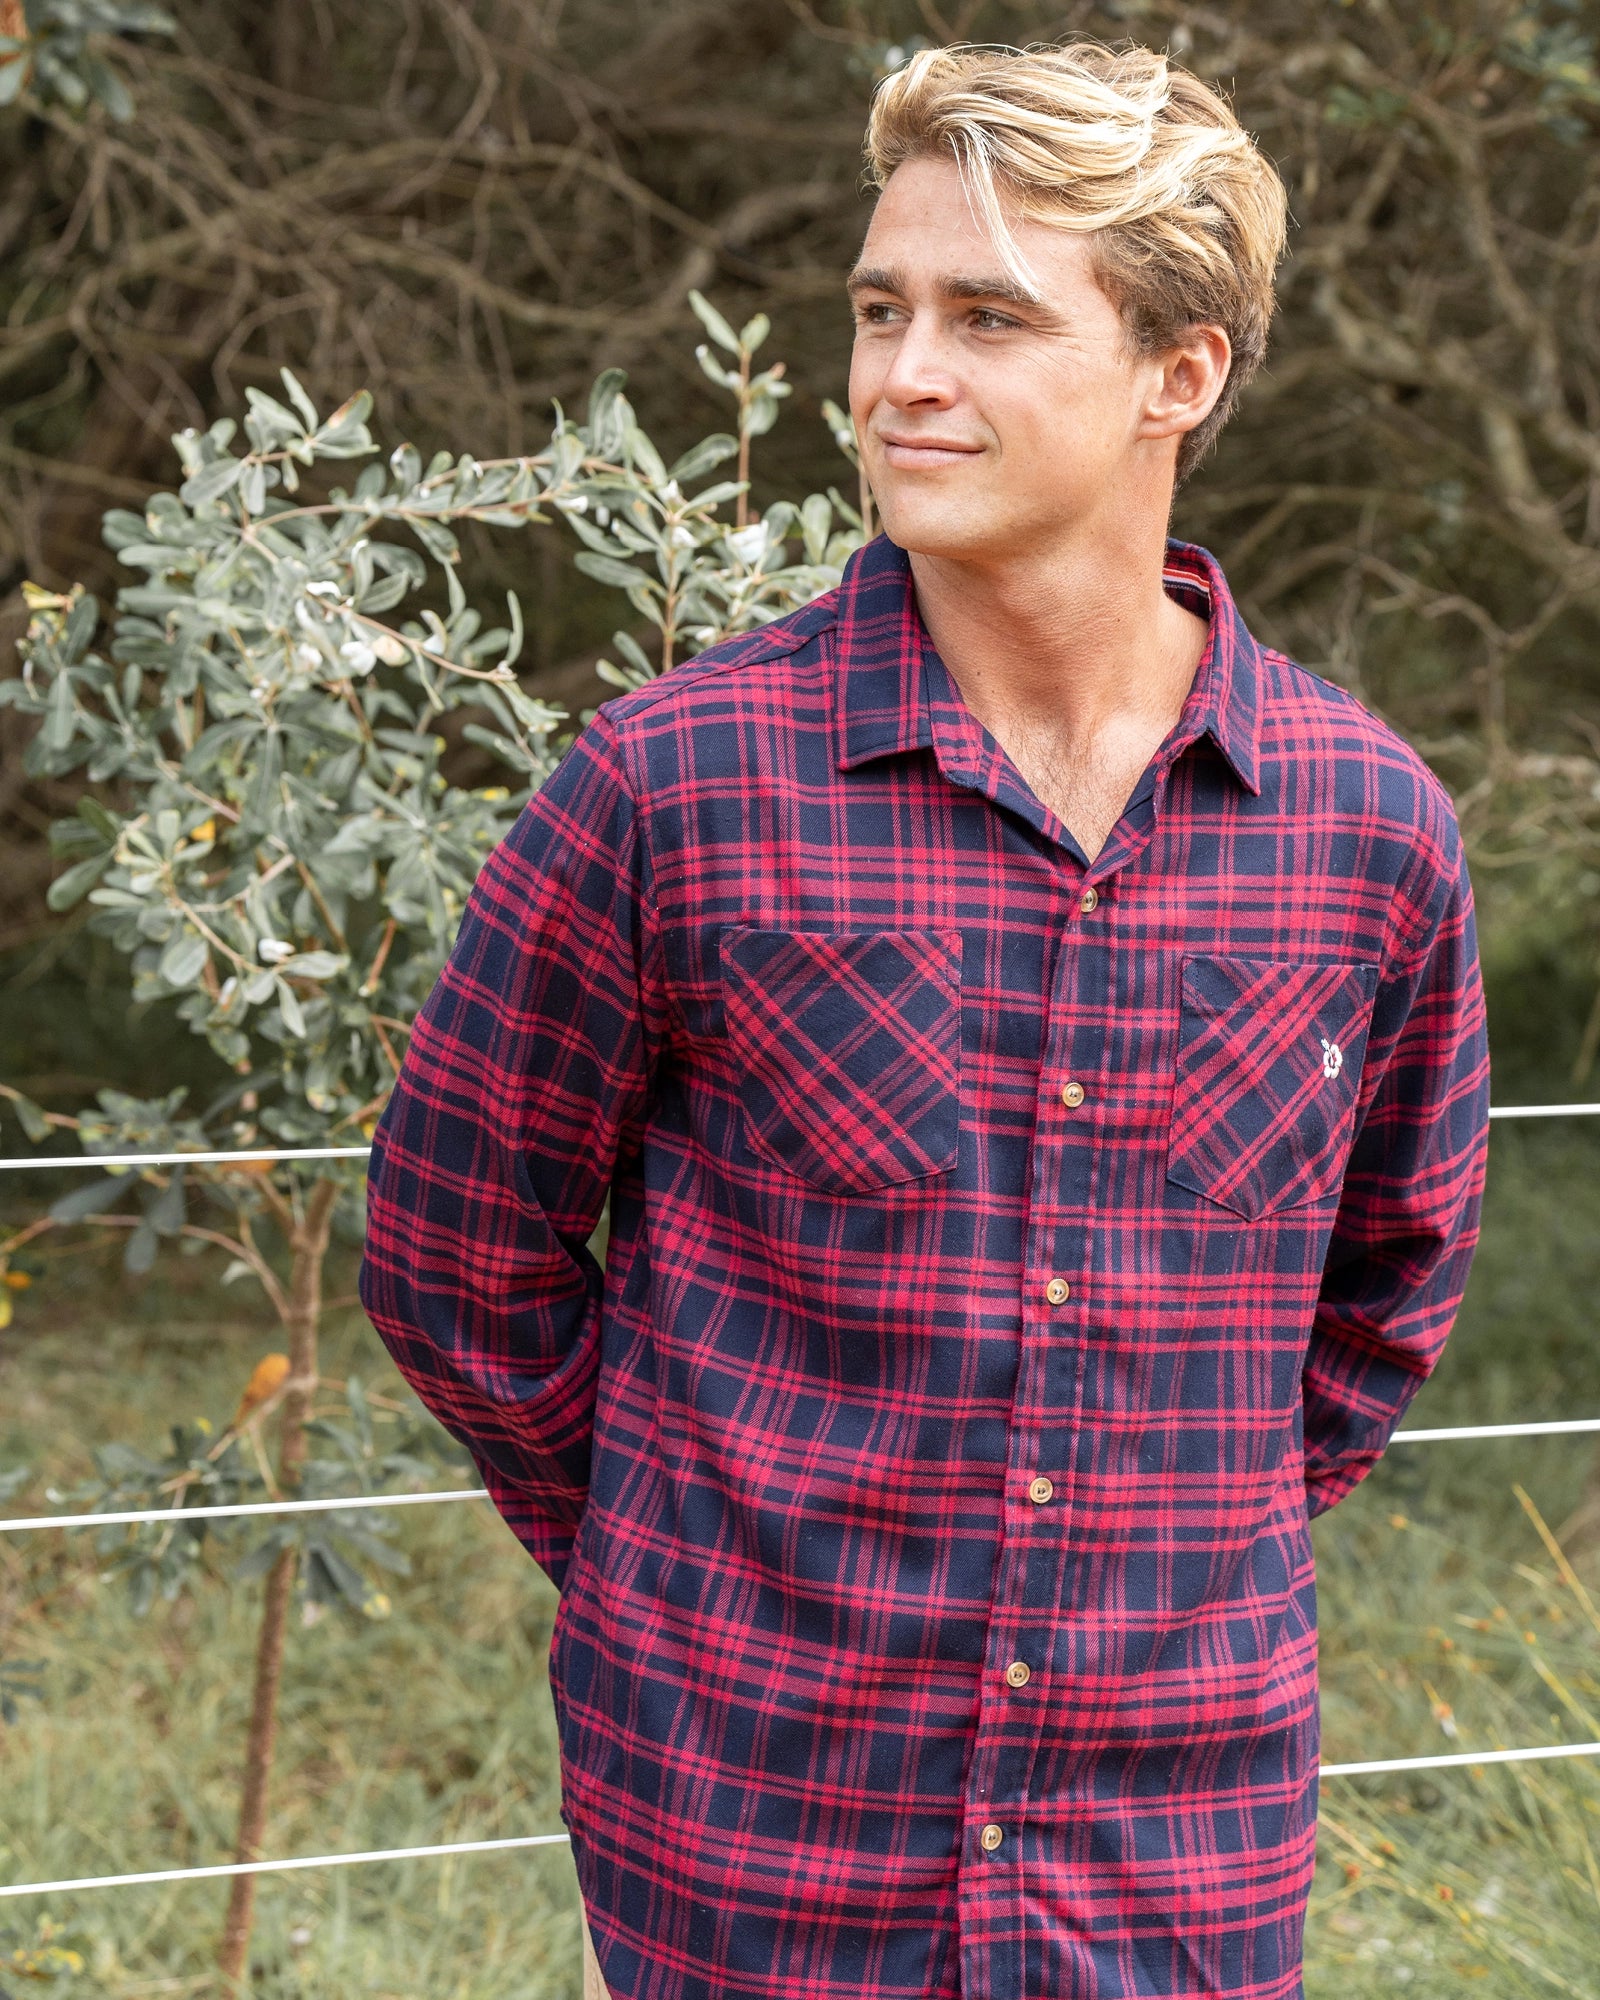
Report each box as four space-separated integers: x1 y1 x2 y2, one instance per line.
1079 886 1099 913
1028 1476 1055 1505
980 1823 1004 1852
1045 1277 1070 1305
1004 1660 1031 1689
1061 1080 1085 1109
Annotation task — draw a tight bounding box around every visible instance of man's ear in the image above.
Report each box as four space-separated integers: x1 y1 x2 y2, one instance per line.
1141 325 1232 443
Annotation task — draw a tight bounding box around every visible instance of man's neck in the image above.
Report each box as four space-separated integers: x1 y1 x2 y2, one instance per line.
905 520 1209 860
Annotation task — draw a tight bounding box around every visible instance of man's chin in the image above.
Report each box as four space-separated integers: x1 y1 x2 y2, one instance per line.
873 497 1023 566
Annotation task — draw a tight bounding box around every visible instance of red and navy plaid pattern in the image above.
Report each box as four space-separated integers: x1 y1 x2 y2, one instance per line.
361 536 1489 2000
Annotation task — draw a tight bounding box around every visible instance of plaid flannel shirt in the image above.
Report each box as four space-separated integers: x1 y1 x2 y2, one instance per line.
361 534 1489 2000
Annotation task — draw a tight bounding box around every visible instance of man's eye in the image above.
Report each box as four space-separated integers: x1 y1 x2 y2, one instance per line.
971 309 1016 333
855 302 898 325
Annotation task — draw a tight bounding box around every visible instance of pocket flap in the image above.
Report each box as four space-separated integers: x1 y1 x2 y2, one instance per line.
1168 955 1379 1222
721 928 962 1194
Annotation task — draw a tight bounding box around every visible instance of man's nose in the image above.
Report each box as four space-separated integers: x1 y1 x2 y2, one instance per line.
879 313 960 410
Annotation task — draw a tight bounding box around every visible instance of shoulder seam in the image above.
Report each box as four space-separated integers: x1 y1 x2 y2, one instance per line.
604 601 839 727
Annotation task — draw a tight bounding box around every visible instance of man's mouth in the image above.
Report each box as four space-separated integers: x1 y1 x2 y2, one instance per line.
877 435 984 468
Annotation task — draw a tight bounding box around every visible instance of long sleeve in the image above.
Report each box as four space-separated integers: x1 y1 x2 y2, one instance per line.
359 712 663 1584
1302 814 1491 1517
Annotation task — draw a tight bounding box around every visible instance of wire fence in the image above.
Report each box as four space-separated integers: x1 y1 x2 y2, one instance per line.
3 1104 1600 1910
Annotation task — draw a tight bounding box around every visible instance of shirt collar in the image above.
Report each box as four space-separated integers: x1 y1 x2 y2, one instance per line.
833 534 1263 798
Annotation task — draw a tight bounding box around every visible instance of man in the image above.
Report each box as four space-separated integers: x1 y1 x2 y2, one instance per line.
361 41 1489 2000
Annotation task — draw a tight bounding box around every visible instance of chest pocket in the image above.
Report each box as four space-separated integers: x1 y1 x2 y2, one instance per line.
1167 955 1380 1222
720 927 962 1195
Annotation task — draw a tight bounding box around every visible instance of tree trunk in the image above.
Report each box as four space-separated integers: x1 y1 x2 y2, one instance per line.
216 1178 339 1993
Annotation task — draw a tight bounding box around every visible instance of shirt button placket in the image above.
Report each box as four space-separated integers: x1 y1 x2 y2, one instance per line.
965 873 1099 1984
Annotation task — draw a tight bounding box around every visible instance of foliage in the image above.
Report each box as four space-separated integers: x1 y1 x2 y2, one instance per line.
0 303 860 1979
0 0 172 120
0 1915 93 1986
49 1378 468 1622
0 315 860 1253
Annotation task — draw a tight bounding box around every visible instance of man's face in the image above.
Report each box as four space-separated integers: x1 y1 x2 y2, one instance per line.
848 156 1191 564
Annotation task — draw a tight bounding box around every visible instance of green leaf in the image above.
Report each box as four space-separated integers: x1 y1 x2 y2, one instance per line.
742 386 786 440
821 399 859 466
279 950 344 980
47 851 109 911
306 1538 369 1606
116 4 177 33
124 1218 160 1275
8 1093 51 1143
235 1533 291 1584
244 386 303 442
356 574 410 615
277 979 306 1038
49 1175 134 1225
62 590 98 661
81 54 134 122
159 930 209 987
149 1173 186 1236
612 630 656 679
179 457 244 507
625 426 668 484
42 670 75 753
801 491 833 564
738 312 771 354
409 516 459 565
280 368 320 431
668 434 739 484
583 373 628 461
499 590 524 673
77 795 120 840
695 346 738 393
314 390 374 449
688 290 741 355
0 52 31 107
574 551 654 594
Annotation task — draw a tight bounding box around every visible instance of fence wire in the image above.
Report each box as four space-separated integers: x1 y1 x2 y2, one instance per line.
0 1489 486 1534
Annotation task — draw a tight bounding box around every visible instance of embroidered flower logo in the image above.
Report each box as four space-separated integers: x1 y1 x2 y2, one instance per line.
1320 1038 1344 1081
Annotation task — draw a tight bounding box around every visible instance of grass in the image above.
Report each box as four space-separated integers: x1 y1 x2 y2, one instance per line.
1305 1115 1600 1997
0 1123 1598 1995
0 1244 578 1998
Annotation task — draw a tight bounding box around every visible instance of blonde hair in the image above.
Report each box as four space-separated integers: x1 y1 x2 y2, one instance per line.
863 43 1288 480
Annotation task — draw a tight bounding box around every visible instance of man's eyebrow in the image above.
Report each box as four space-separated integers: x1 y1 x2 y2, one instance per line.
845 265 1046 311
845 264 903 297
